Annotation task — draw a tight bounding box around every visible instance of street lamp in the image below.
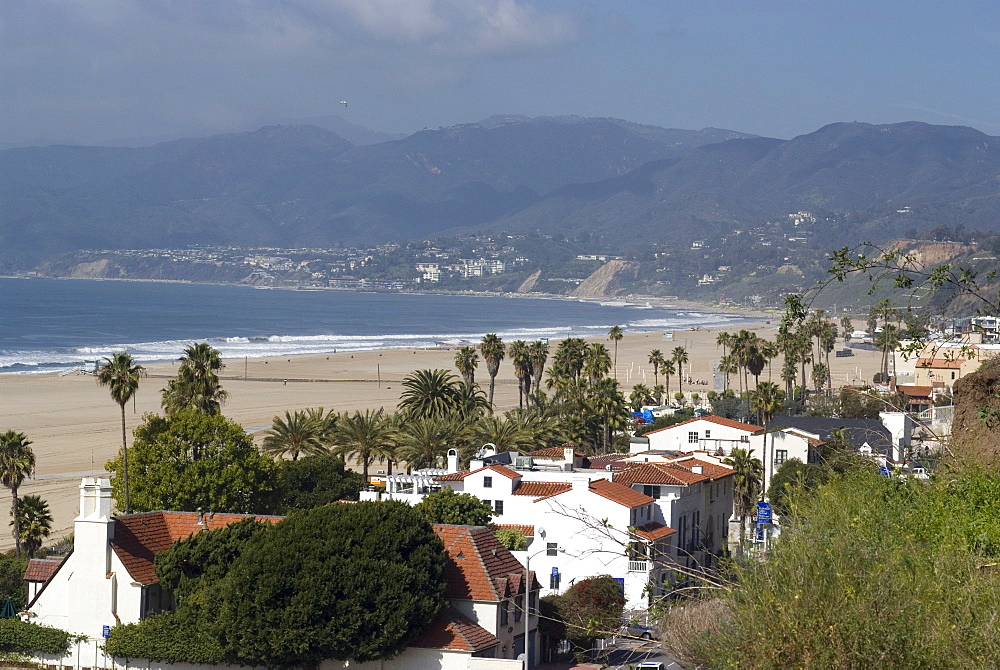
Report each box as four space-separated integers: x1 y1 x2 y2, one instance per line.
522 527 556 669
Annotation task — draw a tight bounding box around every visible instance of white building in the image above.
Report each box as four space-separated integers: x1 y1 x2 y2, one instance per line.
640 415 762 455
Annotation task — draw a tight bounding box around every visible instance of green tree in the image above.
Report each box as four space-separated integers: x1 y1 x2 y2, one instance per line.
480 333 505 410
331 409 396 481
106 411 281 514
277 454 364 512
14 494 52 559
608 325 623 378
261 409 330 461
397 415 466 470
161 343 229 416
97 352 146 514
0 552 27 611
672 346 689 396
0 431 35 557
414 487 495 526
764 458 828 518
528 339 549 394
453 345 479 385
508 340 532 408
584 343 612 384
399 369 463 419
722 447 763 551
494 527 527 550
211 502 447 667
648 349 665 387
550 575 625 652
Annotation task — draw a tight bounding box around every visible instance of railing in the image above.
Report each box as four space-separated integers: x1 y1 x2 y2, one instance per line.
628 560 648 572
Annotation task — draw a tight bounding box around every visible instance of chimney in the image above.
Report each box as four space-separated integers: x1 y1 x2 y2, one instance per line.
447 448 460 473
75 477 115 575
563 445 575 464
77 477 112 521
572 475 590 492
691 464 704 475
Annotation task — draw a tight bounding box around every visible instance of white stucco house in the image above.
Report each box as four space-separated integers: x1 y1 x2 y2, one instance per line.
639 415 762 455
22 478 535 670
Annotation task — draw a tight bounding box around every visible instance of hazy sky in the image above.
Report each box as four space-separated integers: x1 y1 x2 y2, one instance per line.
3 0 1000 145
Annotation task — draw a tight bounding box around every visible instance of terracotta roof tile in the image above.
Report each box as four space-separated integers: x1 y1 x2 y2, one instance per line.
525 446 585 460
898 385 933 397
587 454 631 470
588 479 654 508
435 470 471 481
433 464 522 483
488 523 535 537
917 358 964 369
643 415 762 435
665 457 735 480
433 525 537 603
24 557 66 583
614 463 702 487
513 481 571 498
411 607 500 652
633 522 677 542
111 511 281 585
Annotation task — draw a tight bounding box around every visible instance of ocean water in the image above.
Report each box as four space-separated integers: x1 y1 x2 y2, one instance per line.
0 278 753 374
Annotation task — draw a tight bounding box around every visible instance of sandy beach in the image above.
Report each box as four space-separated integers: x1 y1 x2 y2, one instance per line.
0 321 882 550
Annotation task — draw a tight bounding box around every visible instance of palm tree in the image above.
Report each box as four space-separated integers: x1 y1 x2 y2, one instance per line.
508 340 532 409
397 415 467 470
661 359 676 400
14 494 52 559
262 409 328 461
398 369 463 419
332 409 396 481
608 326 623 378
528 340 549 394
97 352 146 515
751 381 783 492
472 415 536 454
648 349 665 387
672 346 689 396
0 431 35 557
722 447 763 553
161 343 228 415
454 346 479 385
589 377 626 454
629 384 653 411
584 343 612 385
480 334 505 410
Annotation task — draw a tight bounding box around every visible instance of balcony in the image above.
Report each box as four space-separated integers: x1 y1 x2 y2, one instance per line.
628 560 648 572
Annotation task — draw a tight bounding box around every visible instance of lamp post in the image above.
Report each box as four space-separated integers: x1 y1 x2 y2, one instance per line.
523 528 555 669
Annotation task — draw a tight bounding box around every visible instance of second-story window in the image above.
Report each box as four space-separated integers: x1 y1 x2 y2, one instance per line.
494 500 504 515
688 431 699 444
775 449 788 466
500 599 509 625
484 476 493 488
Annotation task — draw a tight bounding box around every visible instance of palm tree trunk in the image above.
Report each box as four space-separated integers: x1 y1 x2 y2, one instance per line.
488 375 497 412
11 487 20 558
121 404 131 515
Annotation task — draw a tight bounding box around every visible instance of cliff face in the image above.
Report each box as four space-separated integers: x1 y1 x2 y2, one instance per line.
949 357 1000 467
570 260 638 298
517 269 542 294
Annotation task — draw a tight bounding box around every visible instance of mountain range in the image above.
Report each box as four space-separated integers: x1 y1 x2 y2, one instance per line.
3 116 1000 270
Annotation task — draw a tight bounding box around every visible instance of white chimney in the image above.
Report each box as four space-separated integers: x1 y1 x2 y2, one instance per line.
447 448 460 473
74 477 115 581
77 477 112 521
563 446 575 464
691 464 704 475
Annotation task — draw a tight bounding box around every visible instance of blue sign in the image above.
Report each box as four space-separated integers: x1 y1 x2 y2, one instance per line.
756 501 772 524
878 466 891 478
102 625 111 638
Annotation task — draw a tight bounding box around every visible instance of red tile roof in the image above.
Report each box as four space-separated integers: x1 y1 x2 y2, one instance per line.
587 454 631 470
898 385 933 397
917 358 964 369
513 481 571 498
525 446 585 460
411 607 500 652
111 511 281 585
614 463 705 487
24 556 66 583
489 523 535 537
633 522 677 542
666 457 735 480
643 415 762 435
434 464 522 482
433 525 537 603
588 479 655 508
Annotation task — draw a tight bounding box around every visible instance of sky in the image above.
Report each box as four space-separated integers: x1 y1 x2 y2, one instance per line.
3 0 1000 146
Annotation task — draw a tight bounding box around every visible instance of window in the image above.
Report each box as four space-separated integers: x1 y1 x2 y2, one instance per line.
951 371 956 380
514 594 523 622
740 435 750 442
546 542 558 556
500 599 509 625
775 449 788 466
494 500 504 515
688 431 699 444
642 485 660 499
483 476 493 488
705 430 711 439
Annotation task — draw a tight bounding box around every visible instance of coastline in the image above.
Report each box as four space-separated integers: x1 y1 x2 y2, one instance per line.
0 321 884 552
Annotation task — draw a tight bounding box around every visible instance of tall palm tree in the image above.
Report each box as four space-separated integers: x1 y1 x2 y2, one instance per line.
480 334 505 410
648 349 665 387
397 415 467 470
589 377 626 454
608 326 623 378
661 359 676 400
398 369 462 419
722 447 763 553
97 352 146 515
528 340 549 394
508 340 532 409
672 346 689 396
584 343 612 385
0 431 35 557
332 409 396 481
629 384 653 411
454 346 479 385
161 343 228 415
262 410 328 461
750 381 783 498
472 415 535 454
14 494 52 559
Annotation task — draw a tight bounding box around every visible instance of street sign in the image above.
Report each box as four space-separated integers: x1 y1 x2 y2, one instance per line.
102 625 111 638
878 466 891 478
756 501 772 524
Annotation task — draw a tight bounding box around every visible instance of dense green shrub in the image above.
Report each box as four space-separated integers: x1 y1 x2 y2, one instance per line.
414 487 495 526
0 619 75 655
105 611 222 664
277 453 364 511
679 468 1000 668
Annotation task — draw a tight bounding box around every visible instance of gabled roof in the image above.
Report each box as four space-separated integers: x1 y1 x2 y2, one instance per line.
433 525 537 603
434 464 522 483
411 607 500 652
588 479 655 508
587 454 631 470
898 385 933 398
666 457 735 480
633 522 677 542
643 414 762 435
767 416 892 454
917 358 964 369
24 556 67 583
614 463 706 487
513 481 571 498
111 511 282 585
525 446 585 460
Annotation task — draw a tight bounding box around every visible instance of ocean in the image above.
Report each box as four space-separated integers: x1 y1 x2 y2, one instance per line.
0 278 754 374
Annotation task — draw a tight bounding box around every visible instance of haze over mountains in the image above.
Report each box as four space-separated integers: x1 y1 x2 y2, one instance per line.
3 115 1000 271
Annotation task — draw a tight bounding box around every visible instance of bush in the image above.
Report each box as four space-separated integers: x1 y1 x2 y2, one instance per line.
0 619 75 655
278 453 364 512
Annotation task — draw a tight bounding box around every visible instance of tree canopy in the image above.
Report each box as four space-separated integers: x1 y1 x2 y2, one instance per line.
414 487 495 526
106 410 281 514
277 453 364 512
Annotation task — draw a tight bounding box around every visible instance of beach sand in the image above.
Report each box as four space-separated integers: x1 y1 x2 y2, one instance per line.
0 321 882 550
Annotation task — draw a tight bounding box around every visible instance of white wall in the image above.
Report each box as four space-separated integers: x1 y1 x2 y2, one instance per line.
646 419 753 455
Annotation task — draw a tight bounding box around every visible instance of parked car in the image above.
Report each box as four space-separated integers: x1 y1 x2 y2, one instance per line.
635 662 665 670
622 622 659 640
